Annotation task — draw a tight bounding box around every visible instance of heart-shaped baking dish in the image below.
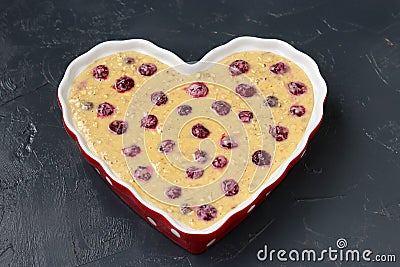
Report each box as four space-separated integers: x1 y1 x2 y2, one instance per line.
58 37 327 253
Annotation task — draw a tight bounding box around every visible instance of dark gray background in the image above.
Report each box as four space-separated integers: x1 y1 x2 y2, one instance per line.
0 0 399 266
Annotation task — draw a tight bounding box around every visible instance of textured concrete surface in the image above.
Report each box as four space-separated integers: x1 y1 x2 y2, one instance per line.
0 0 399 266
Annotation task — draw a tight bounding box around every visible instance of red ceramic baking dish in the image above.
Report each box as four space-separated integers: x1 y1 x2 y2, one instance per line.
57 37 327 254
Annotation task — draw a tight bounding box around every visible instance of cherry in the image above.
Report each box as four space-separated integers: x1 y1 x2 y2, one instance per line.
211 100 231 116
289 105 306 117
229 60 249 76
140 114 158 129
238 111 254 123
138 63 157 76
122 144 141 158
97 102 116 118
264 96 279 107
270 62 289 75
251 150 271 166
124 57 135 64
222 179 239 196
109 120 128 135
212 156 228 169
151 91 168 106
186 82 209 98
133 166 152 181
219 134 238 149
194 150 208 163
191 123 210 139
235 83 256 98
196 204 217 221
180 205 193 215
287 81 307 95
165 186 182 199
269 125 289 141
92 65 109 81
176 104 192 116
185 166 204 179
114 76 135 93
158 140 175 154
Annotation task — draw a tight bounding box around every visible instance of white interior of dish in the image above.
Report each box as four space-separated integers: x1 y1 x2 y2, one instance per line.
58 37 327 234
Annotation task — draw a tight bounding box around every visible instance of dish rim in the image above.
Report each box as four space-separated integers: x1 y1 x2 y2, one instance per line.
57 36 327 234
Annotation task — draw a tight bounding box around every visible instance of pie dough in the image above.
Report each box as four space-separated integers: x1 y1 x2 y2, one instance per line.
68 50 314 229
